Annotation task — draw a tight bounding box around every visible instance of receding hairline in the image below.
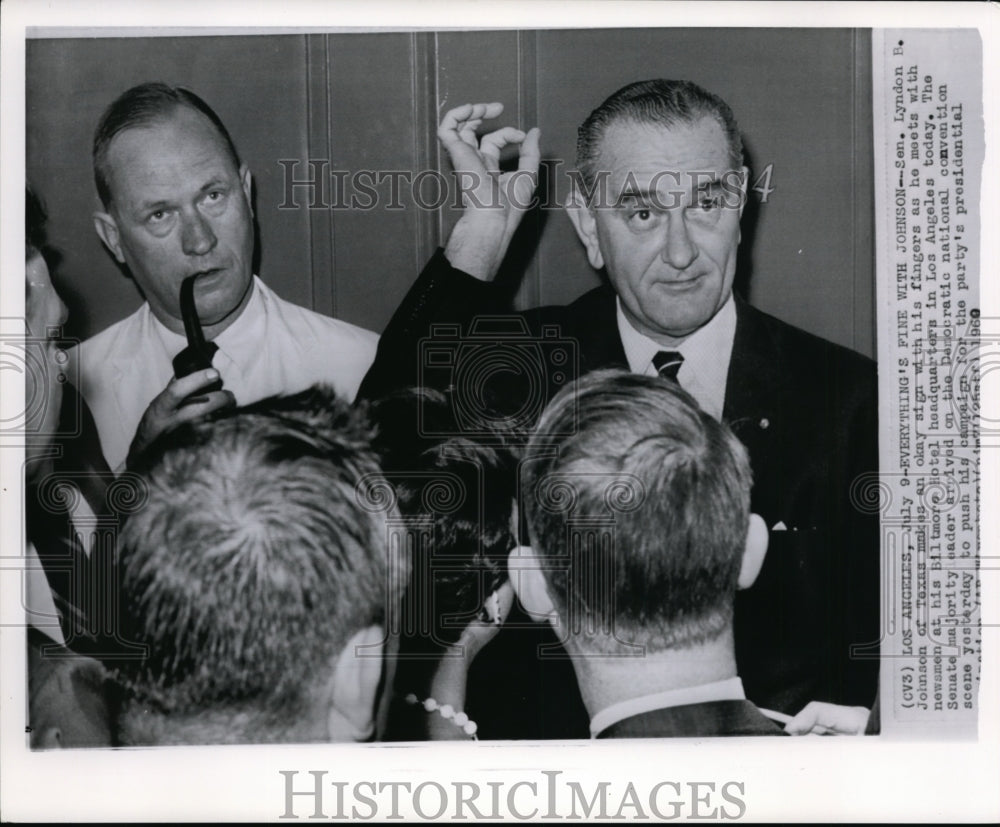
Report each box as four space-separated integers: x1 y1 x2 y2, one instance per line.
95 102 242 206
575 80 746 185
593 111 739 170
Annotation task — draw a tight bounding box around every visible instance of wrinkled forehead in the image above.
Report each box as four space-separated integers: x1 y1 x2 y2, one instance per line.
591 116 740 205
597 114 734 168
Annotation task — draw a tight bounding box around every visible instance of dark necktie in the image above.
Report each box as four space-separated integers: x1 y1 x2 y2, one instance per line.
652 350 684 383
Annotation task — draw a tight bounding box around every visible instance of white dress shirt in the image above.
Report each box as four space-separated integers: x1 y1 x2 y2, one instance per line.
616 293 737 421
589 676 747 738
70 276 379 469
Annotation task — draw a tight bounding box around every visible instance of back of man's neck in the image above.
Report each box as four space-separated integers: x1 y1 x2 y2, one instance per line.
571 634 738 718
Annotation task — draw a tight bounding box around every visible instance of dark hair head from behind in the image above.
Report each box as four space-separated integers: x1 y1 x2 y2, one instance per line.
92 81 242 208
522 369 753 654
115 386 393 739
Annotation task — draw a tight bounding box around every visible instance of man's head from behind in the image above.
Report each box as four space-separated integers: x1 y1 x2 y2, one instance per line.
567 79 749 346
91 82 255 339
114 387 398 745
515 371 766 657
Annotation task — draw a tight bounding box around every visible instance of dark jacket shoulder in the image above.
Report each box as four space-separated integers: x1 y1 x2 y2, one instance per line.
733 297 875 386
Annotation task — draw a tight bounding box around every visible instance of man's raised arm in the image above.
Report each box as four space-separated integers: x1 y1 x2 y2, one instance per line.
357 103 540 401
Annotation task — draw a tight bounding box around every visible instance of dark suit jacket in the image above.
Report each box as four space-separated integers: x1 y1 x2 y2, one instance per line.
360 250 880 719
26 382 118 656
596 699 788 739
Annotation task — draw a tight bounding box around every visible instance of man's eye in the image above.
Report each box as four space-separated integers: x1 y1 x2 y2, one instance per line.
630 209 653 222
695 195 722 211
203 190 229 210
148 210 168 223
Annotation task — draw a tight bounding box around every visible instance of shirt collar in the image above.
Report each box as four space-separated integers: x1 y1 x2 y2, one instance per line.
214 276 266 357
589 676 746 738
148 276 264 360
616 293 737 420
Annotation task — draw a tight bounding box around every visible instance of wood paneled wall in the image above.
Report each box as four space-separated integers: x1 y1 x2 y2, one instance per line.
27 29 874 357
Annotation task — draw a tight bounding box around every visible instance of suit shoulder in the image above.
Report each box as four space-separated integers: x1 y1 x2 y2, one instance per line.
521 283 616 329
743 302 875 380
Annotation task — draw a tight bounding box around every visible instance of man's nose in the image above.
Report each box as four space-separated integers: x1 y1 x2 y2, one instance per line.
180 209 218 256
660 211 699 270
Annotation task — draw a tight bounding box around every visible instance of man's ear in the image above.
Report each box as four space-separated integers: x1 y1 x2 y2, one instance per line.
507 546 556 624
326 625 385 742
239 165 254 216
737 513 768 589
92 211 125 264
564 185 604 270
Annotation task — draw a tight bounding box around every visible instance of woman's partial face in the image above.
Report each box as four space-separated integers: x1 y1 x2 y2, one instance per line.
24 253 68 477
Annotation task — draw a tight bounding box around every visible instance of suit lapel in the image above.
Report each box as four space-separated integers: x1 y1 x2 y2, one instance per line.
723 296 784 420
55 384 112 498
722 297 786 472
578 289 786 415
567 290 784 448
572 286 629 374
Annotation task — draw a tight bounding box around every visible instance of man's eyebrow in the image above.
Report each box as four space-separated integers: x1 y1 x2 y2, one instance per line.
693 178 725 193
199 177 230 193
137 198 172 213
617 188 659 205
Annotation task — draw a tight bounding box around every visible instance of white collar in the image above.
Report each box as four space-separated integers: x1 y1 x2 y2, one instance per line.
148 276 265 359
616 293 737 420
589 676 746 738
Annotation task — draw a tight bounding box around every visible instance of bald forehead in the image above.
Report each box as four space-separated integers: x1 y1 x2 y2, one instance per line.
103 106 240 202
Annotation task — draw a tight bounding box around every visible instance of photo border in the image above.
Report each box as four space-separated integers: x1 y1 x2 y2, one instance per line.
2 1 997 821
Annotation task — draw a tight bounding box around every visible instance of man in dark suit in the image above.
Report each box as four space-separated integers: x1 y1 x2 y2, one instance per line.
510 370 785 737
360 80 879 720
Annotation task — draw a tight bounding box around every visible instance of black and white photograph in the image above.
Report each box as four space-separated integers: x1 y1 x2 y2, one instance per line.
1 0 996 821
